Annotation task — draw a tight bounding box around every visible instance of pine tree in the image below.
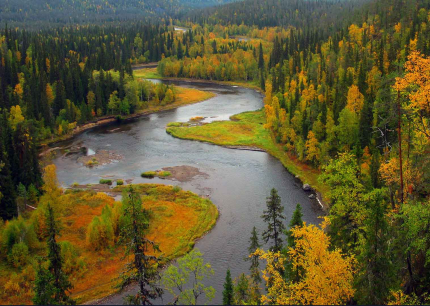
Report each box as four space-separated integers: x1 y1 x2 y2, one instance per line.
286 204 303 248
261 188 286 252
33 204 74 305
283 204 304 282
258 42 264 69
246 227 261 284
0 142 16 220
223 269 234 305
119 186 163 305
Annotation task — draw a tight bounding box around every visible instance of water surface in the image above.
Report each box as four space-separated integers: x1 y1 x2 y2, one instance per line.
51 80 323 304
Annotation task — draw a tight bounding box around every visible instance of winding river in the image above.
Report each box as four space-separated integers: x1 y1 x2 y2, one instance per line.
51 80 323 304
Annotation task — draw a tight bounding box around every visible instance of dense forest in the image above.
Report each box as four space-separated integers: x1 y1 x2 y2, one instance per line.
1 0 430 304
0 0 240 28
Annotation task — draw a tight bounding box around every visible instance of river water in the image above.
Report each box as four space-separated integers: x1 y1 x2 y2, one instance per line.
51 80 323 304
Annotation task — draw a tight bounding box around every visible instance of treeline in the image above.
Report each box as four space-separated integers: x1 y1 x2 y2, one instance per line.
0 0 239 29
186 0 370 32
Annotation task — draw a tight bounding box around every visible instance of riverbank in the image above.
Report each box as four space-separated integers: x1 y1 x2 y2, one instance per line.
166 110 329 209
0 184 218 305
39 86 215 153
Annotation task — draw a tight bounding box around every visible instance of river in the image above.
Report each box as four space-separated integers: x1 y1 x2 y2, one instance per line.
51 80 323 304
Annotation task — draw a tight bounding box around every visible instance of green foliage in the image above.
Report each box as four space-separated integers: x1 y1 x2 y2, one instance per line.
261 188 286 252
161 248 215 305
33 204 75 305
118 186 163 305
99 179 112 185
319 153 366 252
141 171 156 178
246 226 261 288
233 273 251 305
1 217 38 256
86 206 115 251
60 241 87 278
223 269 234 305
7 242 29 268
116 179 124 186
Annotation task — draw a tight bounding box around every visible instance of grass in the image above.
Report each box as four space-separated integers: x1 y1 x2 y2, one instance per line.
0 184 218 305
116 179 124 186
167 109 330 202
99 179 112 185
133 67 161 79
141 170 171 179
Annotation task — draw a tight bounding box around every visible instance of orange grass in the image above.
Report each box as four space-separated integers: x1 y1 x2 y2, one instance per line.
0 184 218 305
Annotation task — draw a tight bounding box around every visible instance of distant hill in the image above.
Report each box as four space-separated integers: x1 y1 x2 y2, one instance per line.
0 0 241 28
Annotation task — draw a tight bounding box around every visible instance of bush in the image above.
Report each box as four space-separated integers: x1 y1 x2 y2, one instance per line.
87 158 98 167
86 205 115 250
141 171 156 178
7 242 29 268
99 179 112 185
60 241 87 277
2 218 39 255
116 179 124 186
172 186 182 193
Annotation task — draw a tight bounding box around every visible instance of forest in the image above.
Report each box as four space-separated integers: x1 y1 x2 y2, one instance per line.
1 0 430 304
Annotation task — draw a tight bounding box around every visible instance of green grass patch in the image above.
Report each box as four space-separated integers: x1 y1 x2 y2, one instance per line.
99 179 112 185
141 171 157 178
133 68 161 79
116 179 124 186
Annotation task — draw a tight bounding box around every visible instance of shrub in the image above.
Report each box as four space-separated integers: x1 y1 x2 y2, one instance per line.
99 179 112 185
1 218 39 255
71 182 79 187
116 179 124 186
7 242 29 268
172 186 182 193
60 241 87 277
190 116 204 121
86 205 115 250
141 171 156 178
87 158 98 167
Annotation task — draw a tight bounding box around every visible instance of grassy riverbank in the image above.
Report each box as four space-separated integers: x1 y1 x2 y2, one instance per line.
166 110 329 203
0 184 218 305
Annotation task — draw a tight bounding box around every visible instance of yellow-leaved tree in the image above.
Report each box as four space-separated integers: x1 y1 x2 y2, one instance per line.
256 222 355 305
395 51 430 140
346 85 364 114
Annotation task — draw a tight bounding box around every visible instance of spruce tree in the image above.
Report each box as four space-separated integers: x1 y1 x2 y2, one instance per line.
246 227 261 284
223 269 233 305
258 42 264 69
0 144 16 220
261 188 286 252
33 204 74 305
283 204 303 282
286 204 303 248
119 186 163 305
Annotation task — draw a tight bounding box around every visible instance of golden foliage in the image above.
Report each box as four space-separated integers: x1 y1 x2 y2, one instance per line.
256 222 355 305
346 85 364 114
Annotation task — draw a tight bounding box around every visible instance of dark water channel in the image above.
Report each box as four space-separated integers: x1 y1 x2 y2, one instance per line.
51 80 323 304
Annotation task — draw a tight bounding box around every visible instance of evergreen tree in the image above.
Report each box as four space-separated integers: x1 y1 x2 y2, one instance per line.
286 204 303 248
261 188 286 252
223 269 233 305
33 204 74 305
0 143 16 220
258 42 264 69
246 227 261 284
119 186 163 305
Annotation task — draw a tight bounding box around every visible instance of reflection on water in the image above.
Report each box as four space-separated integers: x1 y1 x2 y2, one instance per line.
51 80 323 304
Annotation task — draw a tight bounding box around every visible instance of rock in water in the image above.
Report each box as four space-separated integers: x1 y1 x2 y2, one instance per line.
303 184 312 191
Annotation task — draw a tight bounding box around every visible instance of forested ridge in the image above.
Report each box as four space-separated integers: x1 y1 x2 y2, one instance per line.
0 0 240 28
0 0 430 304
